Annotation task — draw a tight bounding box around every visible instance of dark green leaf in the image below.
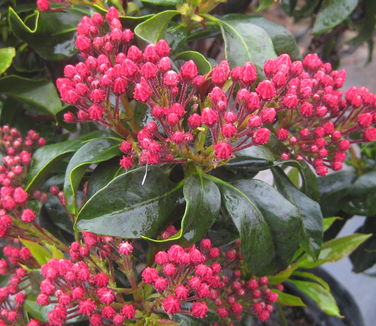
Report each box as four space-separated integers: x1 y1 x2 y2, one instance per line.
207 14 276 69
274 289 306 307
165 174 221 244
25 294 53 322
272 167 323 258
76 167 183 238
63 138 121 214
244 16 301 60
174 51 212 74
0 47 16 74
8 7 84 61
86 159 123 199
289 279 341 317
297 233 372 269
26 131 105 192
214 175 300 275
318 170 356 216
350 217 376 273
313 0 359 35
135 10 179 43
0 75 63 115
347 0 376 45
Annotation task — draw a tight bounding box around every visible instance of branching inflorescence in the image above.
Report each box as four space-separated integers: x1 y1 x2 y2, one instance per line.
57 7 376 176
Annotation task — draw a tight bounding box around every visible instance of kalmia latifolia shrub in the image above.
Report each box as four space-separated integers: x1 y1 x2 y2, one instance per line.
57 8 376 176
1 3 376 325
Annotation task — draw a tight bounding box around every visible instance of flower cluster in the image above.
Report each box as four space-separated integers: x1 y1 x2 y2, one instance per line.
58 8 274 171
0 126 46 238
58 7 376 176
0 267 35 326
263 54 376 175
37 257 136 326
143 239 280 323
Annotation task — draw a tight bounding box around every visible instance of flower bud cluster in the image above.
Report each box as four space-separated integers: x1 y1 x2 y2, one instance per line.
0 126 47 238
143 239 281 323
263 53 376 175
58 8 273 171
0 267 32 325
37 258 136 326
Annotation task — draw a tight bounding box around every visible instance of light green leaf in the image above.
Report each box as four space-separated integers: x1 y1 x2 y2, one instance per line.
174 51 212 74
290 279 342 317
274 289 306 307
135 10 179 43
0 47 16 74
19 238 51 266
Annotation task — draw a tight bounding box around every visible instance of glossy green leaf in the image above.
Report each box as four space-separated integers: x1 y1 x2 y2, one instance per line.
0 47 16 74
135 10 179 43
244 16 301 60
290 279 341 317
8 7 84 61
297 233 371 269
350 217 376 273
272 167 323 258
76 167 183 238
26 131 105 192
214 175 300 275
318 170 356 216
313 0 359 35
274 289 306 307
207 14 276 69
170 174 221 244
63 138 121 214
86 159 123 199
0 75 63 115
175 51 212 74
19 238 51 265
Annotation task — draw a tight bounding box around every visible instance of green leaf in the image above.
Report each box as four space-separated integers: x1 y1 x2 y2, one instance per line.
207 14 276 69
0 47 16 74
19 238 51 265
289 279 342 317
160 174 221 244
63 138 121 214
257 0 275 11
45 244 64 259
274 289 306 307
86 159 123 199
292 271 330 291
8 7 84 61
318 170 356 216
214 175 300 275
313 0 359 35
135 10 179 43
323 217 341 231
174 51 212 74
349 217 376 273
26 131 105 192
0 75 63 115
76 167 183 238
297 233 372 269
244 16 301 60
272 167 323 258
